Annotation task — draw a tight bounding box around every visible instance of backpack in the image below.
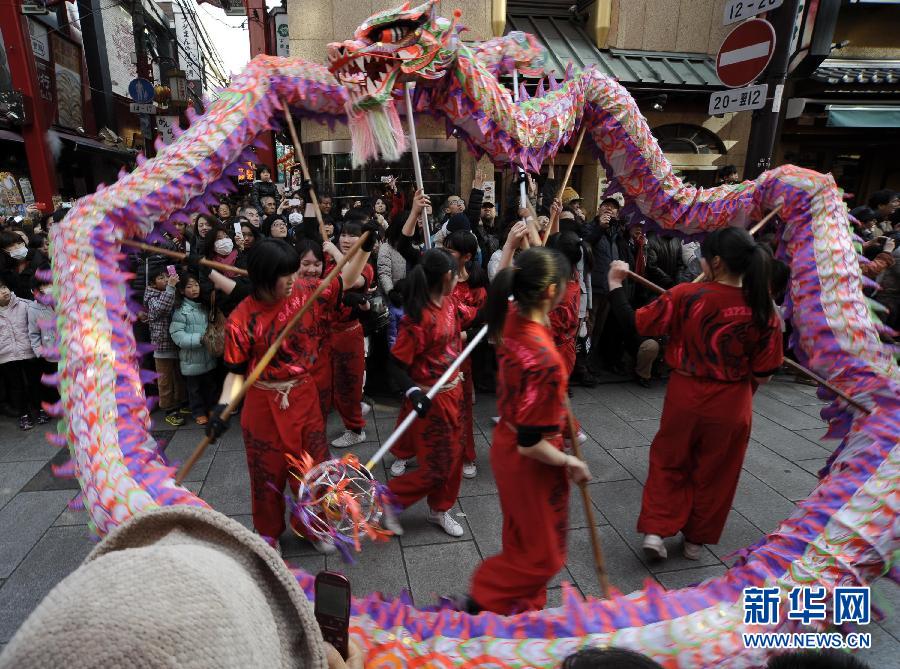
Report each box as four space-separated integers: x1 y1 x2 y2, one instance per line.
200 291 226 357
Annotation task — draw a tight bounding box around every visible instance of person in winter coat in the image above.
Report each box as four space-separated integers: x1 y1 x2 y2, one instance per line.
0 231 47 300
144 263 187 426
170 274 220 426
645 233 688 289
0 273 44 430
27 267 59 408
251 166 281 214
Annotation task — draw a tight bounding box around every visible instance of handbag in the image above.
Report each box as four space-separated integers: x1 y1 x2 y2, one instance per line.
201 291 226 357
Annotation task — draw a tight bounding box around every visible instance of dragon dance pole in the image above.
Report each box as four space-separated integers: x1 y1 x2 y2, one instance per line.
281 100 328 242
404 82 433 250
512 68 528 212
365 324 489 471
121 239 248 277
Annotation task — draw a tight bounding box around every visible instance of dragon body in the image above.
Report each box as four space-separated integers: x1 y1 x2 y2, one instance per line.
47 1 898 666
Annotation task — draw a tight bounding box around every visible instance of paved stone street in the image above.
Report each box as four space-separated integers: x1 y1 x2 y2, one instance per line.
0 375 896 664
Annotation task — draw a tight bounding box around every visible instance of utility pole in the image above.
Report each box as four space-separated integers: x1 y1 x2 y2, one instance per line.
742 0 801 179
1 0 58 206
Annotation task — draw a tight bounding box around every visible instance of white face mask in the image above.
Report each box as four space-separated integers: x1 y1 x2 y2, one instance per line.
214 238 234 255
8 246 27 260
288 212 303 226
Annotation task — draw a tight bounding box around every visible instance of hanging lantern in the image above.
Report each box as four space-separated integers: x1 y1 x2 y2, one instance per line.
154 84 171 110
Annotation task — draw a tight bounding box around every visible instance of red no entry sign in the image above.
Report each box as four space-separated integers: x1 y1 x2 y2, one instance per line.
716 18 776 89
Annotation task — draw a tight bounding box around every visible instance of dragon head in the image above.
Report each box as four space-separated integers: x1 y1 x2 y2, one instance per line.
327 0 462 165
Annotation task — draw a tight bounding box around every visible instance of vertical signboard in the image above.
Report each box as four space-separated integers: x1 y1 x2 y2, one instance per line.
51 35 84 129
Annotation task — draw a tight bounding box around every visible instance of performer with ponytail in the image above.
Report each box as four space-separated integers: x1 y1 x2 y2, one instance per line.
209 232 376 554
383 248 480 537
606 227 783 561
443 229 489 478
468 247 592 615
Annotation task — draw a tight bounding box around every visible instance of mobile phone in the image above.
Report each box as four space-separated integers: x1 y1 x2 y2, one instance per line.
380 175 393 183
233 222 242 236
166 264 177 277
314 571 351 659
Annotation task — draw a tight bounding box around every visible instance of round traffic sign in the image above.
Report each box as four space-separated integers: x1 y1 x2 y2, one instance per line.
715 18 776 89
128 78 155 104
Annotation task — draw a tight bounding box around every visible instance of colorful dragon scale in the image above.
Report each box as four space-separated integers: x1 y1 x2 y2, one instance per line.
48 1 897 666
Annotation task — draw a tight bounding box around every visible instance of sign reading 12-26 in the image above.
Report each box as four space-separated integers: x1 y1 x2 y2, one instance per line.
723 0 783 26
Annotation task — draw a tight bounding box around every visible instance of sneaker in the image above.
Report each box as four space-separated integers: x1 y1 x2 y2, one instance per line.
462 461 477 479
490 416 500 425
381 505 404 536
165 413 185 427
428 509 464 537
642 534 667 561
683 540 703 561
390 458 407 476
36 409 50 425
635 376 651 389
195 415 208 426
18 414 34 431
577 431 588 445
331 429 366 448
178 406 192 415
312 536 337 555
360 401 372 417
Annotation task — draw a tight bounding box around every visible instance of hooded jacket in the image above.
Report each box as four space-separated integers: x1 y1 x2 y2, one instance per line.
169 298 218 376
0 293 36 364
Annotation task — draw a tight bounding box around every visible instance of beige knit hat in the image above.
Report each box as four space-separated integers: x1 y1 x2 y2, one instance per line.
0 506 328 669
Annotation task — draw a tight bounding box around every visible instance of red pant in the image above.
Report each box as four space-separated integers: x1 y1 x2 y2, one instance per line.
470 422 569 614
310 345 332 417
387 385 463 512
331 323 365 432
241 377 329 543
638 373 752 545
461 359 476 463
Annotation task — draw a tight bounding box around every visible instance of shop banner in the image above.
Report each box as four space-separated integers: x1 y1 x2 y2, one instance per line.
52 35 84 129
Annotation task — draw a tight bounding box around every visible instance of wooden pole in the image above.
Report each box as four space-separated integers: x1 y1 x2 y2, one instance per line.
692 204 784 283
281 101 328 242
542 126 587 246
565 403 610 598
175 232 370 484
121 239 248 277
626 269 872 415
404 83 433 250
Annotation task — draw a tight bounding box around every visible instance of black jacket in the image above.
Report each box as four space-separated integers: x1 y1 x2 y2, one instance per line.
645 234 686 289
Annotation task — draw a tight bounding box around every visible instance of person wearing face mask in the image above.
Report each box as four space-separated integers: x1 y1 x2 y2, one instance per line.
0 231 47 300
0 272 44 431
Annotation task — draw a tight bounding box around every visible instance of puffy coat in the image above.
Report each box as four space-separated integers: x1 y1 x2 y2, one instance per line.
646 233 687 288
27 300 58 361
169 298 218 376
377 241 407 294
0 293 36 364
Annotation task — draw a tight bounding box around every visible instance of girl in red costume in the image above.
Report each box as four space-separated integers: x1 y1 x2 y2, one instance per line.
207 233 375 554
606 227 782 561
382 248 480 538
468 247 592 615
328 215 376 449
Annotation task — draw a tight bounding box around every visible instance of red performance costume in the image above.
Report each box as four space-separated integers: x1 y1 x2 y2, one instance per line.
387 295 477 512
549 272 580 376
224 277 342 544
469 309 569 614
610 282 782 544
453 280 487 464
330 264 374 433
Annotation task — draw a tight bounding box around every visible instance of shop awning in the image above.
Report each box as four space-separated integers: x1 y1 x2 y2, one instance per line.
0 129 24 143
506 12 719 89
827 105 900 128
56 130 135 157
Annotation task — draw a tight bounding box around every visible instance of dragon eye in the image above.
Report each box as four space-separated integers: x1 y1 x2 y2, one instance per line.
378 26 408 43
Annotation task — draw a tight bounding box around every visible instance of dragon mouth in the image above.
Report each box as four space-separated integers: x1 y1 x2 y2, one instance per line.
332 53 400 106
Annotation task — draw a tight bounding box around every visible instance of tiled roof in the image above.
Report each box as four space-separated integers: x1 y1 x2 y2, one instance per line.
811 59 900 86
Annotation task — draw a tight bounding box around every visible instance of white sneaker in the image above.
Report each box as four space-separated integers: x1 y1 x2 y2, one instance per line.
428 509 464 537
462 461 477 479
390 458 407 476
381 506 404 536
331 429 366 448
491 416 500 425
312 536 337 555
683 540 703 560
360 401 372 417
642 534 667 560
577 431 588 445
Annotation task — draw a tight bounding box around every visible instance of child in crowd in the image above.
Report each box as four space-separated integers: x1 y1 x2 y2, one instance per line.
27 267 60 409
0 273 44 430
144 264 187 426
169 274 219 426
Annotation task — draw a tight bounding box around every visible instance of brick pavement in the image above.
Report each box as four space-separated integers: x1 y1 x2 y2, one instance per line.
0 375 896 665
